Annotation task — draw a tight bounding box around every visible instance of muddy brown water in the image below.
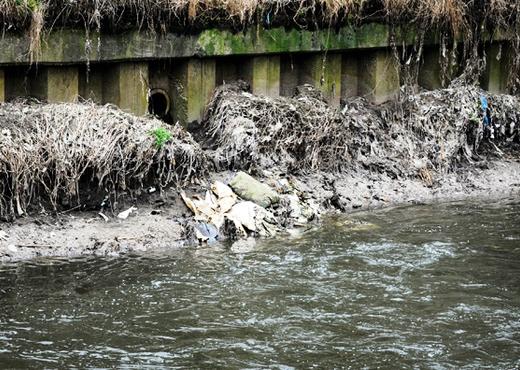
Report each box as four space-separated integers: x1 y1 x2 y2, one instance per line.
0 199 519 368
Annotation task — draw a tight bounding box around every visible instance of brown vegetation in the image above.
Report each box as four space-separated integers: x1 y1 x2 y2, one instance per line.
0 102 207 220
202 83 520 176
0 0 516 34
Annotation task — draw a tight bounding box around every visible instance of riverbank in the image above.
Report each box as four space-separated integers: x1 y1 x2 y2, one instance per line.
1 84 519 262
1 157 519 263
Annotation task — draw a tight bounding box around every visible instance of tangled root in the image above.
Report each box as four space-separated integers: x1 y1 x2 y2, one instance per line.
202 83 520 178
0 101 207 220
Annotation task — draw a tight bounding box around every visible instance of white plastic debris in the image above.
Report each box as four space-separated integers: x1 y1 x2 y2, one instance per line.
117 206 138 220
98 212 109 222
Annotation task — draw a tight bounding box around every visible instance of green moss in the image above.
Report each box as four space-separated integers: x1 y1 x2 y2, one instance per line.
16 0 40 11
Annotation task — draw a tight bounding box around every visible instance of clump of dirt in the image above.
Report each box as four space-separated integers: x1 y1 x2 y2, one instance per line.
201 82 520 180
0 101 207 220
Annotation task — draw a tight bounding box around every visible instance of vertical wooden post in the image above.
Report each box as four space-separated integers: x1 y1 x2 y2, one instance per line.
32 66 79 103
171 58 216 125
242 56 280 97
358 49 399 104
300 53 342 105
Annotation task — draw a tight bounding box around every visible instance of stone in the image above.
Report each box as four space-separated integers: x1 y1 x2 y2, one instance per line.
229 172 280 208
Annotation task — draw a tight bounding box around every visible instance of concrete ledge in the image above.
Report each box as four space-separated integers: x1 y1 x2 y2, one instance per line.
0 24 415 66
0 24 512 67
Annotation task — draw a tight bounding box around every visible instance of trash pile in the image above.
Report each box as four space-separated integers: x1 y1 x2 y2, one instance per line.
202 83 520 179
181 171 319 242
0 102 207 220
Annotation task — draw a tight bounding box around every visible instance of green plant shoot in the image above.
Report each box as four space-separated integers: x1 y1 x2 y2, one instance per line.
149 127 172 149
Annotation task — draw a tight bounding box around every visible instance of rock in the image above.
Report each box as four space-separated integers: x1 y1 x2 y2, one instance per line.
229 172 280 208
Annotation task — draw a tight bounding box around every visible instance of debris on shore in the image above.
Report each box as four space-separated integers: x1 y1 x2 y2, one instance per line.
181 171 318 243
1 83 520 258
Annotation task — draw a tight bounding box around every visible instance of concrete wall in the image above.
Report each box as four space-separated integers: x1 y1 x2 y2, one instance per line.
0 40 513 124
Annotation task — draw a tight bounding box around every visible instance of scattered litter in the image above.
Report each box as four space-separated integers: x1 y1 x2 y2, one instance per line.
98 212 109 222
0 230 8 241
117 207 138 220
194 222 219 243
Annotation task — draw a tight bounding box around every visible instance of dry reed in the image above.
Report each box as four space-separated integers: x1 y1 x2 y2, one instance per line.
0 101 207 220
202 83 520 177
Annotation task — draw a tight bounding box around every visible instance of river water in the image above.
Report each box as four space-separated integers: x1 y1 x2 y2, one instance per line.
0 199 519 368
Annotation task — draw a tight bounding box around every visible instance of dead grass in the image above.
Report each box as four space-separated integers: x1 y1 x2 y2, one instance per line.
0 0 516 33
202 83 520 177
0 101 207 220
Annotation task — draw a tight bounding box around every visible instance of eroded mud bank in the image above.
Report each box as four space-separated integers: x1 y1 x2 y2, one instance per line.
1 159 519 262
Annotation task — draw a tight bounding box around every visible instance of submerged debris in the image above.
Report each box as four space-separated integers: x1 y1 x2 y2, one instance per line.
0 102 207 220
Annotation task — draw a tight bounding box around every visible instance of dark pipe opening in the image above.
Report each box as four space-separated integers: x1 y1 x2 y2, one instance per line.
148 89 172 123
